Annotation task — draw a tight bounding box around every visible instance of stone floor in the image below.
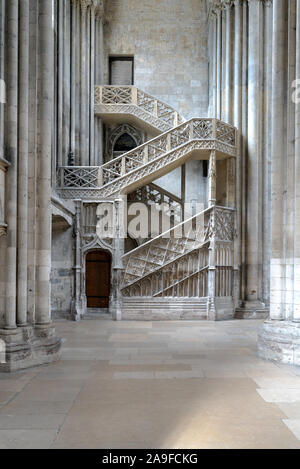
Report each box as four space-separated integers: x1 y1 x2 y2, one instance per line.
0 319 300 449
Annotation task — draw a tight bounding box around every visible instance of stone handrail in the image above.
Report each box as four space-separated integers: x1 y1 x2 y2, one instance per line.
57 165 102 189
122 245 210 298
101 118 236 184
122 206 211 287
95 85 184 131
128 182 184 225
57 118 237 200
121 205 235 288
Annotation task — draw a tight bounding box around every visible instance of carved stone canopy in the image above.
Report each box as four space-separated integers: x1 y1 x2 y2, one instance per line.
72 0 105 18
208 0 272 15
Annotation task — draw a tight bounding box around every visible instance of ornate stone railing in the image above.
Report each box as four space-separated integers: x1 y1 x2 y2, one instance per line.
122 206 210 287
56 165 102 189
121 205 235 290
95 85 184 132
56 118 237 200
128 182 184 226
122 246 209 298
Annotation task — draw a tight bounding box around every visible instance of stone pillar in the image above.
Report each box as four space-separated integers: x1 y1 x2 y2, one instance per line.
0 157 9 234
209 12 217 117
73 199 82 321
95 2 105 166
216 9 222 119
269 0 287 320
244 0 264 310
233 0 243 304
80 1 89 165
224 1 233 124
257 1 300 365
294 0 300 321
285 0 296 321
207 208 216 320
4 0 18 330
0 0 5 159
227 158 236 208
208 149 217 207
17 0 30 327
35 0 54 327
111 198 126 321
90 2 96 166
70 0 77 159
57 0 64 168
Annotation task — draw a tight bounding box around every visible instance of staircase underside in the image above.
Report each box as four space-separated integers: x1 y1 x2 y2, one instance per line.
95 105 172 136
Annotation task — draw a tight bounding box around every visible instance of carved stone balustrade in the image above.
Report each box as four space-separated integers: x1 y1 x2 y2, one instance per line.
95 85 184 134
57 118 237 200
120 205 236 320
128 182 184 227
121 205 235 287
57 166 103 190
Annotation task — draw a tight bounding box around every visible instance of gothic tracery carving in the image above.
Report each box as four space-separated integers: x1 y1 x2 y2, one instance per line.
107 124 143 160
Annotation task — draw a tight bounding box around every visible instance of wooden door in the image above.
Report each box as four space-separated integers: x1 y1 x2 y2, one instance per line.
86 250 111 308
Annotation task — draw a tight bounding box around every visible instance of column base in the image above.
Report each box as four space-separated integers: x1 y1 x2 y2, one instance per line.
0 325 61 372
235 300 269 319
258 320 300 366
209 297 235 321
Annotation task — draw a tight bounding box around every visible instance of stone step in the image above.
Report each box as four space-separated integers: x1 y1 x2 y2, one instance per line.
234 309 269 320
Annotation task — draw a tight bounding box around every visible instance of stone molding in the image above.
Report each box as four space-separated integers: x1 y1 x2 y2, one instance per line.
208 0 272 15
72 0 104 17
0 223 7 237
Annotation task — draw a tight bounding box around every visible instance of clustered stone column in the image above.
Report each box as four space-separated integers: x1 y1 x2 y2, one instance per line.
0 0 61 371
257 0 300 365
17 0 29 327
208 0 300 363
55 0 104 169
208 0 272 316
4 0 18 331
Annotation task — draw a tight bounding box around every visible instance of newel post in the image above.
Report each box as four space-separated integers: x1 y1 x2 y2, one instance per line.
111 197 126 321
72 199 83 321
207 207 217 320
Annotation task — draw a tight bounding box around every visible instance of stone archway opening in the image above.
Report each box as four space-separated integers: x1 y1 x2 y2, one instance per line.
85 250 112 310
114 132 137 153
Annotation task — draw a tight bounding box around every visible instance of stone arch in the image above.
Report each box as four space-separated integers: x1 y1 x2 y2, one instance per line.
107 124 143 159
80 236 114 313
85 248 112 309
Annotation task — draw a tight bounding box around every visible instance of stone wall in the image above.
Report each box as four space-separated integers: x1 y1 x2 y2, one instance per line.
51 227 74 319
104 0 209 119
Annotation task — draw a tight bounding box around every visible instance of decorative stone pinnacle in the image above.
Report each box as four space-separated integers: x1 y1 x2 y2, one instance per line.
95 0 105 19
208 0 272 16
80 0 92 12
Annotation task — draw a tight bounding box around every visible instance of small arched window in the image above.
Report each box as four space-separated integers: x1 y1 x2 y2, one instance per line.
114 133 137 153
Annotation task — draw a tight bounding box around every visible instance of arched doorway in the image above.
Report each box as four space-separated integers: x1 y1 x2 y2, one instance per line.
86 250 111 309
113 132 137 158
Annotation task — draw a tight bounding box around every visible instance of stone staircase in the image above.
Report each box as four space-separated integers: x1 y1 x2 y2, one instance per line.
57 117 236 201
58 86 238 320
94 85 184 134
122 208 211 287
